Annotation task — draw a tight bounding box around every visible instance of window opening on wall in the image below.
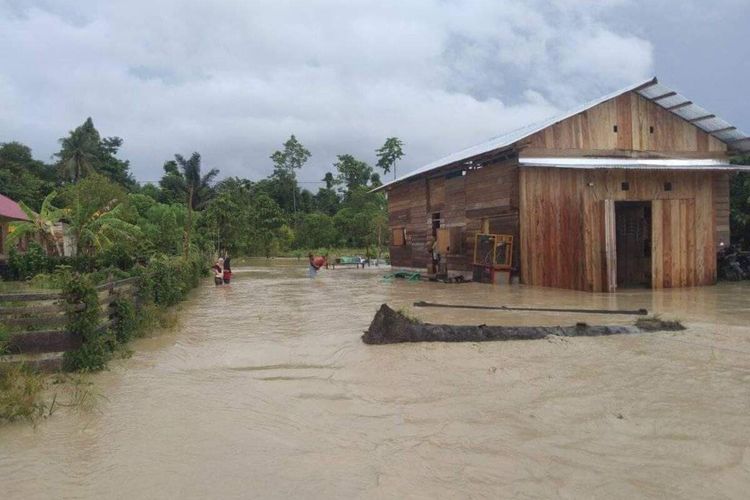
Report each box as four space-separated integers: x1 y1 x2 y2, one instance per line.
431 213 441 238
392 227 406 246
621 182 630 191
664 182 672 191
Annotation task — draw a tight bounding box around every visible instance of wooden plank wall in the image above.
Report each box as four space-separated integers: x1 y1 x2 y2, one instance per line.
713 172 730 246
388 179 429 269
520 167 717 291
388 159 519 271
524 92 728 156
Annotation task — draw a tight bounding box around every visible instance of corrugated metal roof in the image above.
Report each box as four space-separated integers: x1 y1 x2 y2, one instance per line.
375 76 750 191
0 193 30 222
519 157 750 171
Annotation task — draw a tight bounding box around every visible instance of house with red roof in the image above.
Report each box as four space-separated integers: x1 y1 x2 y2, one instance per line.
0 193 30 260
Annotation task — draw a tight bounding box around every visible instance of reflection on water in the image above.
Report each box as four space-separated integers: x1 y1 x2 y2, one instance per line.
1 259 750 499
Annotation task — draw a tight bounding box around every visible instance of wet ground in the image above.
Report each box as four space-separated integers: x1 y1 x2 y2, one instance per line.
1 259 750 499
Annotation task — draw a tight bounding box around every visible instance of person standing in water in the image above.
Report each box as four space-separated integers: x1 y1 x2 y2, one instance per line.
308 253 322 278
222 253 232 284
212 257 224 286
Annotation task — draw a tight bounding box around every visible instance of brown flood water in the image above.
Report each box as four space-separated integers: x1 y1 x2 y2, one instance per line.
2 259 750 499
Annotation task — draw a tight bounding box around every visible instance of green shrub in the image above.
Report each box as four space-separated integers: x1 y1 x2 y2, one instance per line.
61 273 113 372
88 266 132 285
110 297 137 343
97 244 135 271
137 253 206 307
8 242 48 280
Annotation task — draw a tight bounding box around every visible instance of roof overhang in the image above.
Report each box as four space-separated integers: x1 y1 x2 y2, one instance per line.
519 157 750 171
0 194 30 222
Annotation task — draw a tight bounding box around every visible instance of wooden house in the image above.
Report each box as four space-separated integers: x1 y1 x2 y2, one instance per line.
376 77 750 292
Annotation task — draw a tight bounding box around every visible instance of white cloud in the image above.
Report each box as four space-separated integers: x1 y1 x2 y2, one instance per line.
0 0 657 184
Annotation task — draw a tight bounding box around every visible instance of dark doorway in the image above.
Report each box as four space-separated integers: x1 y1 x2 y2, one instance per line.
431 212 441 237
615 201 652 288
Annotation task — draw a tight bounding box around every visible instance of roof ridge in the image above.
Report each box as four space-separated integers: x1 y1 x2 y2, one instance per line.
375 76 748 192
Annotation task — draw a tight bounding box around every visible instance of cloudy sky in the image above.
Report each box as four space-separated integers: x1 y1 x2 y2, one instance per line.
1 0 748 186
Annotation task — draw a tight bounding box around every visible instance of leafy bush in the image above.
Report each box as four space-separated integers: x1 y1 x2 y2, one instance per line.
97 244 135 271
88 266 132 285
110 297 137 343
52 254 97 274
8 242 48 280
137 253 206 307
61 273 112 372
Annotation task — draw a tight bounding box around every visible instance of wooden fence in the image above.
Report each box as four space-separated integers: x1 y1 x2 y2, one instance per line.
0 277 139 369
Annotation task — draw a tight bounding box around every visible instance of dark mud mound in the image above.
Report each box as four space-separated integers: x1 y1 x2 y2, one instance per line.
362 304 682 345
635 317 686 332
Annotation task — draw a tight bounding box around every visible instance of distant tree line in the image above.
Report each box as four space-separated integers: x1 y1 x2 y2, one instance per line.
0 117 405 258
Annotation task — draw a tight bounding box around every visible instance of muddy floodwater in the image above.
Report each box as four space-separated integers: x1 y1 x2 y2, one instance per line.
2 259 750 499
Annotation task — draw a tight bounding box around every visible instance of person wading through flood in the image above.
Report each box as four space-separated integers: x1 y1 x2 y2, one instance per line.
222 253 232 284
212 257 224 286
308 252 324 278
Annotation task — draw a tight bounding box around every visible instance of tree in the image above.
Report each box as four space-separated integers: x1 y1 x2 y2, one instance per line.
251 193 285 257
138 182 162 202
158 152 219 258
56 118 134 187
60 174 141 256
0 141 56 210
128 193 185 256
269 135 311 214
313 186 340 216
334 154 373 195
270 135 311 177
375 137 404 180
203 190 243 254
7 191 67 256
296 213 338 249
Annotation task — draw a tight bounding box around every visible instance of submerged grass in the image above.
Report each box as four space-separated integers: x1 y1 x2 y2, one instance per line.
135 303 182 335
0 365 106 425
0 363 50 423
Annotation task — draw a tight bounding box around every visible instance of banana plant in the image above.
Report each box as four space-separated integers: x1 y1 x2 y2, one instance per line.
7 191 68 256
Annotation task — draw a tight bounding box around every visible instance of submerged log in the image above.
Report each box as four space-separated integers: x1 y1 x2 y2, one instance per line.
362 304 681 345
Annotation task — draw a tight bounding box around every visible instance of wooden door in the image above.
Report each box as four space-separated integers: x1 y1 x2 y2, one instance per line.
651 199 697 288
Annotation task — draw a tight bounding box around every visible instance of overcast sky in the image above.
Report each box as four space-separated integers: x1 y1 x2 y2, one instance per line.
1 0 748 186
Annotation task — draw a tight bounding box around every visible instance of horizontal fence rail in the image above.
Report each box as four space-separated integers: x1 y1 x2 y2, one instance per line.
1 276 140 363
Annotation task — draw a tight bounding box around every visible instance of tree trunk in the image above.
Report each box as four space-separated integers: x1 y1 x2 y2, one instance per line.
362 304 665 345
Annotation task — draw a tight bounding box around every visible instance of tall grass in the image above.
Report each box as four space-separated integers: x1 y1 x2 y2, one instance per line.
0 363 50 423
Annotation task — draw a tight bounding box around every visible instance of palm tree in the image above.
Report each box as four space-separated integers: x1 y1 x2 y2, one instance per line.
7 191 68 255
57 118 99 182
172 152 219 258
